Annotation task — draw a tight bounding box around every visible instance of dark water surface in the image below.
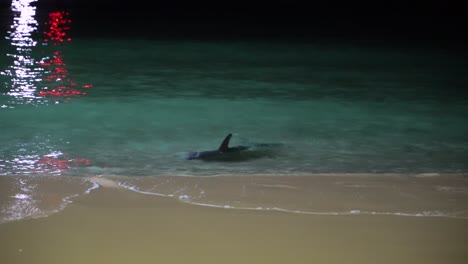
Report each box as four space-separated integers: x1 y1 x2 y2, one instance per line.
1 1 467 176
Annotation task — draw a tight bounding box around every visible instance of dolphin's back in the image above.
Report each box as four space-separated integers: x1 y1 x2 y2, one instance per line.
184 133 280 161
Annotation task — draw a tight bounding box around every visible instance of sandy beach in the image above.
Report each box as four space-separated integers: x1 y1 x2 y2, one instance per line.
1 174 468 264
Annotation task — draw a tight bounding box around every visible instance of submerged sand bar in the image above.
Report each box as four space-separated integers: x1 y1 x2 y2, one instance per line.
1 173 468 263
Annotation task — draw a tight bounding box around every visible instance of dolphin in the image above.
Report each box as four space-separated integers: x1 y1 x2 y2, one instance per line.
185 133 282 162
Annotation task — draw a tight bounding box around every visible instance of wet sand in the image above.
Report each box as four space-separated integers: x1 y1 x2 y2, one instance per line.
1 174 468 264
110 173 468 217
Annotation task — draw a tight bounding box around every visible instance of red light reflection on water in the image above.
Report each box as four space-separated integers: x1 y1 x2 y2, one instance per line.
36 155 91 174
44 11 72 43
33 10 93 172
38 11 93 102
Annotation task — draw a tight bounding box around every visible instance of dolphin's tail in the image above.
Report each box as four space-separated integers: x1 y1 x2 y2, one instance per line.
184 151 199 160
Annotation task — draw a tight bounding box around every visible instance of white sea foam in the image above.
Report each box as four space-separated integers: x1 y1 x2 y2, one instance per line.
85 181 100 194
88 176 121 189
114 179 466 219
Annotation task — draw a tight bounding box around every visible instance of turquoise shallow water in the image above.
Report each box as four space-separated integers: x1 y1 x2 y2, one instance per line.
1 3 468 177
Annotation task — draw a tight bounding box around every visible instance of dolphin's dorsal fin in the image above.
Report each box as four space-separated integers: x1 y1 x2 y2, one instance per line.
218 133 232 152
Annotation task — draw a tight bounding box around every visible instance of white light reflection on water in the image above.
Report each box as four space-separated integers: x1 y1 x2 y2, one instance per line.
0 176 97 224
0 0 43 104
0 0 45 105
1 3 93 105
0 178 40 223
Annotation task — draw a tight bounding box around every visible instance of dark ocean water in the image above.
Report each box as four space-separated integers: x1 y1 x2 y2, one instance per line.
1 0 467 176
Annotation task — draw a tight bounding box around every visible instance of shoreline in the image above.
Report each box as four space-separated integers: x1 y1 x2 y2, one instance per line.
1 173 468 225
4 171 467 178
1 180 467 264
